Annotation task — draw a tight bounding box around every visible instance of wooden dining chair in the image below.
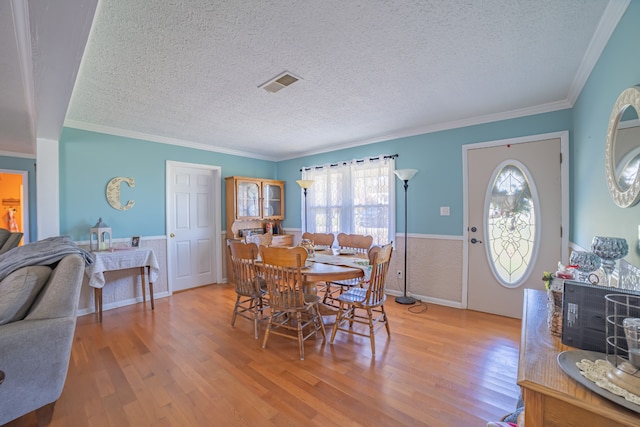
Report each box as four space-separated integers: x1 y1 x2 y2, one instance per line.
330 243 393 356
245 233 273 247
322 245 383 307
259 245 326 360
302 232 335 248
337 233 373 254
301 232 335 299
228 240 269 339
324 233 374 307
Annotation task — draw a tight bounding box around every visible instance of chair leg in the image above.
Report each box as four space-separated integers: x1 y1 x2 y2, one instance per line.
297 312 305 360
367 308 376 356
314 304 326 341
322 282 331 304
231 295 241 327
330 302 345 343
253 297 260 340
348 306 355 328
35 401 55 426
381 305 391 336
262 315 273 349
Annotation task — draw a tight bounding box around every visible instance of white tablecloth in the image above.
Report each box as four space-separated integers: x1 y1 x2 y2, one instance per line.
84 248 159 288
310 253 372 280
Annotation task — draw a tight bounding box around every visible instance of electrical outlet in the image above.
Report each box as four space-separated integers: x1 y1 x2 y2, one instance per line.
397 270 402 279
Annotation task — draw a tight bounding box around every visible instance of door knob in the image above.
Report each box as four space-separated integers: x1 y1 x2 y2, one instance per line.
470 238 482 244
470 226 478 232
170 233 175 238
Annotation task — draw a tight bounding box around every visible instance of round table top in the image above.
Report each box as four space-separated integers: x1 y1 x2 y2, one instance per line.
301 261 363 282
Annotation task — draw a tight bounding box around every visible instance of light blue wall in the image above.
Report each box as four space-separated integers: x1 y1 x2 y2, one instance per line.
277 109 571 235
571 2 640 266
59 127 277 240
0 155 37 241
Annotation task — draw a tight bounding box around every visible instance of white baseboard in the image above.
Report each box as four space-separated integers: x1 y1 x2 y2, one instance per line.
77 291 170 317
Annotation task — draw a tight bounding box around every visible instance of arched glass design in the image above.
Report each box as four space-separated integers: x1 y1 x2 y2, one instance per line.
484 161 540 288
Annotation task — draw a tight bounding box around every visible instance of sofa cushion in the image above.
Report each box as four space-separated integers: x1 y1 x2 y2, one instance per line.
0 229 9 248
0 232 23 255
0 265 52 325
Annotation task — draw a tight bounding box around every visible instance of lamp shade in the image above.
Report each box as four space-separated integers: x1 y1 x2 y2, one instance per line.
394 169 418 181
296 179 314 189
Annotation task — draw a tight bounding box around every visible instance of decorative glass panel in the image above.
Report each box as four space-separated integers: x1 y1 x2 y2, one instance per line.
237 181 260 218
485 162 538 287
263 184 281 217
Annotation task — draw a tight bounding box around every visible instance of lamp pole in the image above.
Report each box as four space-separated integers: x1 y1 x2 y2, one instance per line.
394 169 418 305
296 180 314 233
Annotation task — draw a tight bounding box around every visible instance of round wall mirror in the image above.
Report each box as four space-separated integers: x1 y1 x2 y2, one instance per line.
605 86 640 207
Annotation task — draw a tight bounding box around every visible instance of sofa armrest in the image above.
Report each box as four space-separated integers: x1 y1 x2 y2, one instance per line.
25 254 85 321
0 317 76 425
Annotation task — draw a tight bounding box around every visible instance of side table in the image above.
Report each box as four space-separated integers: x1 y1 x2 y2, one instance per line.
84 248 159 322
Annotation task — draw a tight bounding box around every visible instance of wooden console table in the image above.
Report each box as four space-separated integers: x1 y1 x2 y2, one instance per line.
84 248 159 322
518 289 640 426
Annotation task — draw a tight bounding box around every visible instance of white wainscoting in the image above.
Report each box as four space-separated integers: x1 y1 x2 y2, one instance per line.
75 230 466 318
287 229 465 308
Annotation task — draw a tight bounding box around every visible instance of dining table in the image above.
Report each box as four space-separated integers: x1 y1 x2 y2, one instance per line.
252 247 369 315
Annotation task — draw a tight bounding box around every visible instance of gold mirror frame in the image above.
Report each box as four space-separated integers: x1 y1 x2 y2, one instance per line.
605 86 640 208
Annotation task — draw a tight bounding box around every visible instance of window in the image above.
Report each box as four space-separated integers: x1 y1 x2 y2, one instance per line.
485 161 539 287
301 155 396 245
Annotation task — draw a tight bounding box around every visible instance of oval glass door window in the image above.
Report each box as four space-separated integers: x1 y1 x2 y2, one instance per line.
484 160 540 288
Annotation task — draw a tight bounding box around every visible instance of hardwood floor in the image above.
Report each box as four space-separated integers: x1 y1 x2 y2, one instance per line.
6 284 522 427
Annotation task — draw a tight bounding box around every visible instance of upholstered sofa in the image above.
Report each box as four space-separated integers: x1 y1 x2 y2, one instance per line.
0 227 23 255
0 237 92 425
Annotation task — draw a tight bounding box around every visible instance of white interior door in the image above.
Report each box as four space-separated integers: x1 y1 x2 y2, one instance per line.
167 162 221 293
465 133 567 318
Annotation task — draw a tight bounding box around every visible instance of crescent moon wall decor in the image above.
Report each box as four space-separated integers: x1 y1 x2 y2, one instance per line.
106 176 136 210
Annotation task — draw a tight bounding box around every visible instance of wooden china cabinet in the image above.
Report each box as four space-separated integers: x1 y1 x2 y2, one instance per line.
224 176 293 247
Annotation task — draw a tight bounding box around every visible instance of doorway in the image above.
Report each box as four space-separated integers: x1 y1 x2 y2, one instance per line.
463 132 569 318
166 161 222 293
0 169 29 244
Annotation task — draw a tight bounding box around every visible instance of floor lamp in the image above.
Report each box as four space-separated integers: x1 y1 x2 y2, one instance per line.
296 179 314 233
394 169 418 305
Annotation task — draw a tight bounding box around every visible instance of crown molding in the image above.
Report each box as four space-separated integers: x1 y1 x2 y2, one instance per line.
278 99 572 161
566 0 631 106
63 120 278 162
0 150 35 159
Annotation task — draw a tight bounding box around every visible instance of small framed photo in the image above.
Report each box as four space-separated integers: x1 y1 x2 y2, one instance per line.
131 236 140 248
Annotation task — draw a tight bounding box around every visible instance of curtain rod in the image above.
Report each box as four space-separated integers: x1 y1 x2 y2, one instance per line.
300 153 398 172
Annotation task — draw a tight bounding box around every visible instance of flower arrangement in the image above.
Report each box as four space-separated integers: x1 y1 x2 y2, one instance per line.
542 271 554 290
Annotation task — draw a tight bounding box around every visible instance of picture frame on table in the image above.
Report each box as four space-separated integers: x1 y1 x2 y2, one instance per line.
131 236 140 248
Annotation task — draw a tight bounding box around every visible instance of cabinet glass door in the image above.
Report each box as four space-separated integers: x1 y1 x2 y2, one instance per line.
237 181 260 218
263 183 283 218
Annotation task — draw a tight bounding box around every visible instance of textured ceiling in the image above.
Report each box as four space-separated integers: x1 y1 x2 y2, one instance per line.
0 1 630 160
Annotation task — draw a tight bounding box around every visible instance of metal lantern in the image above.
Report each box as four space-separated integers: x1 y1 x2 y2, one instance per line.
90 217 112 251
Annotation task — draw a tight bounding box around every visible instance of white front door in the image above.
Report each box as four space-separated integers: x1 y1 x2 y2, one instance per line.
166 161 221 293
464 132 568 318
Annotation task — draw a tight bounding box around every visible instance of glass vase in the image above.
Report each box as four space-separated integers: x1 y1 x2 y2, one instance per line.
591 236 628 287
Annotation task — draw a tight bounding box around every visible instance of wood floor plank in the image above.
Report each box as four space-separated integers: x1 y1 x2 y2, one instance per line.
5 284 522 426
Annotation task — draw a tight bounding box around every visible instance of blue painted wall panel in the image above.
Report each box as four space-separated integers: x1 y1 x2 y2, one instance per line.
59 128 276 240
571 1 640 266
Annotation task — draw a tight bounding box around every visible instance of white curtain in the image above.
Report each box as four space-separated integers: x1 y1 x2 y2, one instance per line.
301 155 396 246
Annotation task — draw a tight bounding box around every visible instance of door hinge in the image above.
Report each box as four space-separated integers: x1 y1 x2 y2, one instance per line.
560 152 563 164
560 226 563 238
